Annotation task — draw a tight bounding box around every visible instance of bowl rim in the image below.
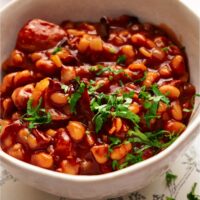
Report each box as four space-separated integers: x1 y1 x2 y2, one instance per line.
0 0 200 183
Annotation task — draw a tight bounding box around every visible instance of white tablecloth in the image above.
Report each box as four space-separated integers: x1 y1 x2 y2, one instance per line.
0 0 200 199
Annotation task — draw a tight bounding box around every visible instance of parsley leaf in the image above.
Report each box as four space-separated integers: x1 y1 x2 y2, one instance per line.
195 93 200 97
117 153 143 169
165 172 177 186
116 55 126 65
112 160 119 170
69 82 86 113
52 47 62 55
187 183 200 200
166 197 175 200
183 108 193 113
96 66 124 76
139 84 170 127
90 92 140 133
61 84 69 93
109 136 121 152
23 98 51 129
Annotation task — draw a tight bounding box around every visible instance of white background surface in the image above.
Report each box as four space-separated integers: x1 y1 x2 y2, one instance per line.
0 0 200 200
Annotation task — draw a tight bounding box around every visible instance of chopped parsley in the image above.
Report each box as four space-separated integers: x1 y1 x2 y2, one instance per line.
96 66 124 76
22 98 51 129
112 153 143 170
165 171 177 186
69 82 86 113
128 128 177 149
183 108 193 113
116 55 126 65
52 47 62 55
90 91 140 133
162 47 170 52
195 93 200 97
166 197 175 200
61 84 69 93
108 136 121 152
187 183 200 200
139 84 170 127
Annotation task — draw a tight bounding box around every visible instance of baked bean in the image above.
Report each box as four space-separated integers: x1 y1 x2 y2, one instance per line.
50 92 68 106
27 134 38 149
66 121 86 141
143 71 160 87
7 143 25 160
152 47 165 61
61 160 80 175
30 52 44 62
18 128 30 144
139 47 152 58
121 45 135 58
165 120 186 134
171 55 186 75
77 37 90 52
36 59 57 74
128 63 147 72
110 142 132 160
11 50 24 66
128 102 140 114
0 72 17 94
131 33 146 46
31 152 53 169
46 129 57 137
171 100 182 121
11 84 34 110
2 98 15 117
159 85 180 99
2 135 13 148
91 144 109 164
158 65 172 78
157 102 168 113
61 66 76 83
89 37 103 51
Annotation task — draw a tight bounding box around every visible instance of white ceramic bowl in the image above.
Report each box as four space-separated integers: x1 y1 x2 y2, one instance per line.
0 0 200 199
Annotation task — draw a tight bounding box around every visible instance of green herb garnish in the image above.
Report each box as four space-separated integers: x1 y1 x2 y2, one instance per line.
165 172 177 186
183 108 193 113
139 84 170 127
22 98 51 129
116 55 126 65
128 128 177 149
134 72 147 83
61 84 69 93
109 136 121 152
52 47 62 55
166 197 175 200
187 183 200 200
69 82 86 113
90 91 140 133
96 66 124 76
